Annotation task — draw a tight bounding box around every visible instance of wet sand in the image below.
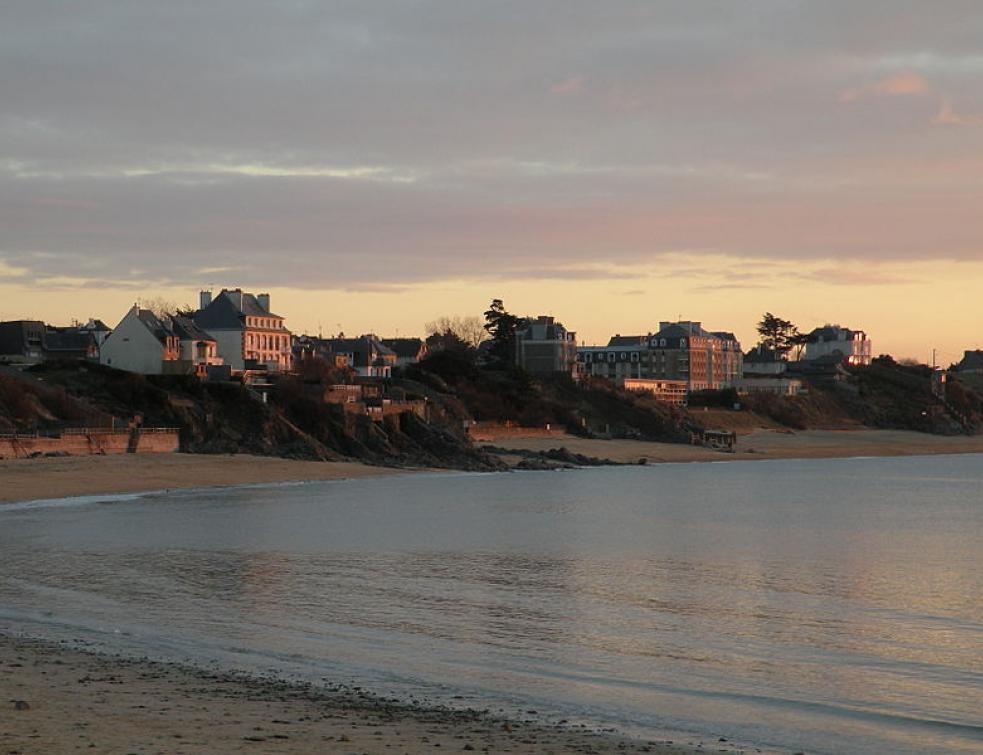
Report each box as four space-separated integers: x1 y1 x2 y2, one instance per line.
0 453 413 504
0 634 710 755
488 428 983 465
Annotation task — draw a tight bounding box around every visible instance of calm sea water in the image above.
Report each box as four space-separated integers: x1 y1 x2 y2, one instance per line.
1 456 981 754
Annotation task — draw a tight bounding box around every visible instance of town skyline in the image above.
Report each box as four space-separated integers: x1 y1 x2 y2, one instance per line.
0 272 977 366
3 2 982 363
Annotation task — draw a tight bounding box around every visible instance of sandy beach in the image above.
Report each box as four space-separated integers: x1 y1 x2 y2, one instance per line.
485 428 983 465
0 634 709 755
0 453 412 504
3 429 983 505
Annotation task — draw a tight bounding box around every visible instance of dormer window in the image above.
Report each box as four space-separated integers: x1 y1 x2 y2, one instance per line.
680 338 686 347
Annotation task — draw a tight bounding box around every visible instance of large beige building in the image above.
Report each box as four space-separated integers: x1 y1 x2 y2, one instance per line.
194 289 292 372
578 321 743 394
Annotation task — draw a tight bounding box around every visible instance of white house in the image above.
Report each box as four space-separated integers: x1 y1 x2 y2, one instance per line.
804 325 872 366
100 306 181 374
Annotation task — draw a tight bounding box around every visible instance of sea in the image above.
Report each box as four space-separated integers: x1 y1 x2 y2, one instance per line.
1 455 981 754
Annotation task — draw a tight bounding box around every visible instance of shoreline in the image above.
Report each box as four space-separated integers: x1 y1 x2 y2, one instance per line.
0 452 417 505
3 428 983 504
483 427 983 466
0 632 710 755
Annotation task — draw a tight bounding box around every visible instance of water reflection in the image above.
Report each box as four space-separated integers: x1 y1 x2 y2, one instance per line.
1 456 981 754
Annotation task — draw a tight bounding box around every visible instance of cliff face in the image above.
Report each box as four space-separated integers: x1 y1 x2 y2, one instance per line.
403 351 693 443
2 362 505 470
719 361 983 435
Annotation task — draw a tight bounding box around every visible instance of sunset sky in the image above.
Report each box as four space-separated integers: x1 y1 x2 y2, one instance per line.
2 2 981 363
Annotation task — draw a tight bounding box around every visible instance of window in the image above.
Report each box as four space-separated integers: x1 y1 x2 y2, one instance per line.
660 339 666 347
620 352 627 360
608 352 615 362
680 338 686 347
631 352 639 362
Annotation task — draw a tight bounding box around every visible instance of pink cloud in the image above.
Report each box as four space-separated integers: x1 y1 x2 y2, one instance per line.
932 98 983 126
549 76 584 95
839 72 928 103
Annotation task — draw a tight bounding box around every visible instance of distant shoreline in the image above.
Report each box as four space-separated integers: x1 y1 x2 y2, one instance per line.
3 428 983 505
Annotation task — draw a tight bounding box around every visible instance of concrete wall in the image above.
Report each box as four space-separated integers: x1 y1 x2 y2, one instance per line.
0 430 179 459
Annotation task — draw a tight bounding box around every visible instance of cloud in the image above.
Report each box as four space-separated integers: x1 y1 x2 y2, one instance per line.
2 2 983 296
549 76 584 95
932 98 983 126
839 72 928 102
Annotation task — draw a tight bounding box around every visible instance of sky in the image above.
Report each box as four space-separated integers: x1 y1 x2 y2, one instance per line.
1 1 982 363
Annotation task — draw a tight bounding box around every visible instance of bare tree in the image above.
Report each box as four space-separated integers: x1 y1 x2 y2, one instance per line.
424 315 488 348
139 296 194 320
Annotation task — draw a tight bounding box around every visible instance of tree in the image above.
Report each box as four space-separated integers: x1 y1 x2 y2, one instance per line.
139 296 194 320
424 315 487 349
426 328 471 354
788 331 810 361
756 312 800 359
483 299 523 368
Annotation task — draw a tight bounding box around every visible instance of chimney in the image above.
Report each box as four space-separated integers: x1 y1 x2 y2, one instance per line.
199 290 212 310
257 293 271 312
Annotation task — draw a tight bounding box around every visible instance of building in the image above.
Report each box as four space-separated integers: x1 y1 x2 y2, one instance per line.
804 325 872 366
315 335 396 378
732 377 805 396
194 289 291 372
579 321 742 394
170 316 224 377
743 345 787 376
100 306 181 374
76 319 112 348
953 350 983 375
42 328 100 361
293 335 353 370
0 320 47 363
622 378 689 405
381 338 429 367
578 340 648 382
515 316 579 376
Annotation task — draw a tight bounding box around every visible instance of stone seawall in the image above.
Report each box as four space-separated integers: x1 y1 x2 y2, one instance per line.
0 430 179 459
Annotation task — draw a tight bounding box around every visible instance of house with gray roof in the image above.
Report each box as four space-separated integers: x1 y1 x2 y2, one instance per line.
954 350 983 374
193 289 291 372
314 334 396 378
100 306 182 374
170 316 224 377
515 316 580 376
0 320 47 364
804 325 872 366
743 345 787 376
381 338 429 367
